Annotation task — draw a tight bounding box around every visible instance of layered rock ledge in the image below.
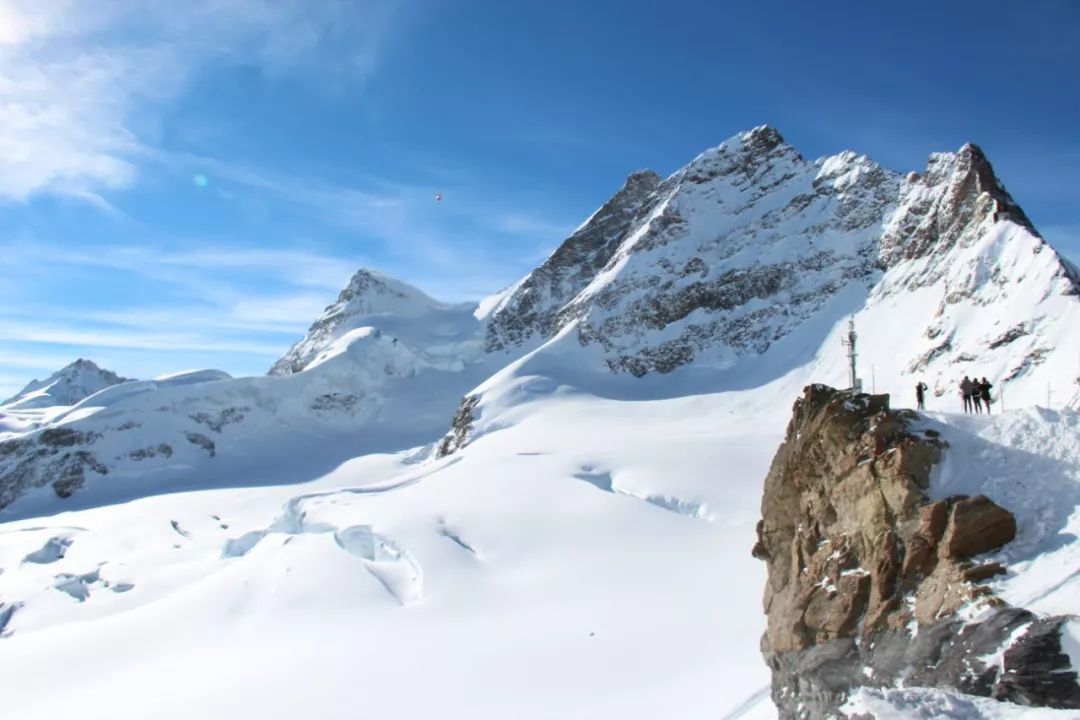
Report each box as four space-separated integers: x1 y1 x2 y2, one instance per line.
754 384 1080 717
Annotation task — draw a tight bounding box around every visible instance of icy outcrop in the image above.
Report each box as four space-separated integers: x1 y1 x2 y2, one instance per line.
754 385 1080 717
1 359 130 410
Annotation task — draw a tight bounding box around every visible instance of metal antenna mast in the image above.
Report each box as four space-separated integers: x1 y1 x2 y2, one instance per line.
842 317 861 392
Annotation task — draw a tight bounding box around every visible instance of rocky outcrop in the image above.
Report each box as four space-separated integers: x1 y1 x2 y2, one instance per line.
0 427 108 507
435 394 479 458
755 384 1080 718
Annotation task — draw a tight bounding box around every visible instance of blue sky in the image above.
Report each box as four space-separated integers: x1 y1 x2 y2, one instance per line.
1 0 1078 398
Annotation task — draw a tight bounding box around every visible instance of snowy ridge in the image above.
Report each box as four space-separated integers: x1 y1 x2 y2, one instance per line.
1 359 129 410
269 268 480 376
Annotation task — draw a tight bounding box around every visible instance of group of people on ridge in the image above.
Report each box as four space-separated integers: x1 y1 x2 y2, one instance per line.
914 376 994 413
960 376 993 413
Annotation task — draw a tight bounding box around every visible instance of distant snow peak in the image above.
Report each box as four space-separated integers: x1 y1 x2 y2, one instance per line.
269 268 461 376
2 358 129 410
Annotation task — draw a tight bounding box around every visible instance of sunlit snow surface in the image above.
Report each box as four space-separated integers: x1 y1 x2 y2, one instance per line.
1 355 1078 718
0 380 783 719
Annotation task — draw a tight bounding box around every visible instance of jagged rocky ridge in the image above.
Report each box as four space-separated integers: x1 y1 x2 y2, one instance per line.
480 126 1078 385
754 384 1080 718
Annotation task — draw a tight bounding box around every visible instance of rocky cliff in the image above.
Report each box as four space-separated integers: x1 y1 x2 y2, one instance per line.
754 384 1080 717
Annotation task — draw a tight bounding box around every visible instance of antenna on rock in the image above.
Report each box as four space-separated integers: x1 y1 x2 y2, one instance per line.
842 317 862 392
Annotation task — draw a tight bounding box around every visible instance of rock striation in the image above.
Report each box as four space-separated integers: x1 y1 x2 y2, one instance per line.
754 384 1080 717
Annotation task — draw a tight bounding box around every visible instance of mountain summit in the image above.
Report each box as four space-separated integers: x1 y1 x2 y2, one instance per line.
269 268 456 376
476 126 1077 398
1 359 129 410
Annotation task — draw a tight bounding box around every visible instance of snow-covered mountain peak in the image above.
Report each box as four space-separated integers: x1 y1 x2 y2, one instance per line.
1 358 130 410
330 267 444 317
269 268 475 376
475 126 1078 405
680 124 804 188
879 141 1047 271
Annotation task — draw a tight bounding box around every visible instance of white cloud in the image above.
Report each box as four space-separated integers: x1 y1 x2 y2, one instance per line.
0 0 400 203
0 317 287 356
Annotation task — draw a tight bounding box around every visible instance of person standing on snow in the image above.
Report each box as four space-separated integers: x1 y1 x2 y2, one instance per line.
960 376 974 413
980 377 993 413
915 381 928 411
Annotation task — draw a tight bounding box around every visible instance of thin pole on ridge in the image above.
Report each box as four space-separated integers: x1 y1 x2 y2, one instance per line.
842 317 861 392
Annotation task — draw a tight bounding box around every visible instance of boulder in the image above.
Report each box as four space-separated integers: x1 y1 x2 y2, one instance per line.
942 495 1017 559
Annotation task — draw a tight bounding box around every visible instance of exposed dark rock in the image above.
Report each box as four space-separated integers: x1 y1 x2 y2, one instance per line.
310 393 363 412
0 602 19 637
988 323 1029 349
0 428 107 508
188 407 248 433
756 384 1080 717
995 618 1080 706
484 170 662 352
436 395 480 458
184 432 216 457
128 444 174 461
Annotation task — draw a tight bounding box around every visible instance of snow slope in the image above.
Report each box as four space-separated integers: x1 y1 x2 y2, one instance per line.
2 359 1079 719
0 378 784 720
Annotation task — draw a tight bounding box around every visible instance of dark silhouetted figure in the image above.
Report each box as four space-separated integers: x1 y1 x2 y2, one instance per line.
980 377 993 414
973 388 983 413
960 376 975 413
915 381 927 411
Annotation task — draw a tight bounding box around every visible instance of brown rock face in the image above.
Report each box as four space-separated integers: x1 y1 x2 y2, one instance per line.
942 495 1017 558
755 385 1079 718
756 384 971 655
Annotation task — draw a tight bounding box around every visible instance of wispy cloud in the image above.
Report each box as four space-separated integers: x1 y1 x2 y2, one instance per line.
0 317 288 356
0 240 362 385
150 151 578 298
0 0 401 203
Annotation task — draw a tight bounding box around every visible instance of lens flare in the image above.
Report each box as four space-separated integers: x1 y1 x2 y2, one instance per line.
193 173 209 188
